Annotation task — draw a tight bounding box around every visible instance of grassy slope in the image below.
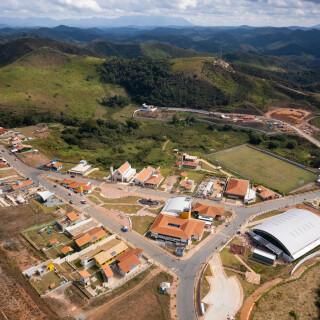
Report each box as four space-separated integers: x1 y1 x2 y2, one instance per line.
211 145 316 193
0 47 127 118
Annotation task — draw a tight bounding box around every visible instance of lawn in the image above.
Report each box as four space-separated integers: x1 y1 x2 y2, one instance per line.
87 195 102 205
130 215 156 235
86 169 109 180
201 264 212 300
31 270 63 295
90 192 141 204
210 145 317 193
103 204 142 214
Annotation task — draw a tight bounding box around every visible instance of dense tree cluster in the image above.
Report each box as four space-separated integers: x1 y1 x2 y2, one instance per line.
99 56 229 109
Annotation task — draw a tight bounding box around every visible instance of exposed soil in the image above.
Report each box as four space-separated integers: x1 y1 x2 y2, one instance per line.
265 108 311 124
252 264 320 320
17 152 51 168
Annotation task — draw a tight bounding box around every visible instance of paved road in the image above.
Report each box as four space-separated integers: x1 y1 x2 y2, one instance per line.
2 148 320 320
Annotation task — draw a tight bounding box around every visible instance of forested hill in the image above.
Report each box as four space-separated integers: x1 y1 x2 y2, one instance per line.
99 56 320 113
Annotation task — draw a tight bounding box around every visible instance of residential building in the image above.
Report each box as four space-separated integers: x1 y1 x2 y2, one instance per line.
73 227 107 251
0 128 7 135
78 270 91 286
79 238 127 269
45 161 63 171
115 248 143 276
93 239 128 267
11 180 33 192
68 160 92 175
110 161 136 182
149 214 205 246
15 144 33 153
101 264 114 283
134 166 164 188
180 179 195 193
176 153 201 170
64 218 99 238
61 246 74 256
224 178 249 199
61 179 92 194
255 186 278 201
193 202 224 225
161 196 193 219
56 211 81 231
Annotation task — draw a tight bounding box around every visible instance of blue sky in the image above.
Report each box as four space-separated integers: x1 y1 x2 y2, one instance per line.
1 0 320 26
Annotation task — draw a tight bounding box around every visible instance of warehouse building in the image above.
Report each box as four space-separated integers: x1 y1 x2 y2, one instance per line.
161 196 193 218
253 208 320 261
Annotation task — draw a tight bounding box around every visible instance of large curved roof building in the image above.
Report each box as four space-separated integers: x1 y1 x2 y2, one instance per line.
253 208 320 260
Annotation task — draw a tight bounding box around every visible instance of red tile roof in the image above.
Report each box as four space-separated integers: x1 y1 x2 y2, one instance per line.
116 248 143 262
75 227 107 248
180 172 188 177
255 186 277 199
225 178 249 197
118 161 131 174
67 211 79 222
11 180 32 191
101 264 113 278
150 214 205 240
145 173 164 186
49 238 58 245
117 254 141 274
183 161 199 167
136 168 152 182
194 202 224 218
78 270 90 278
61 246 74 255
180 180 193 189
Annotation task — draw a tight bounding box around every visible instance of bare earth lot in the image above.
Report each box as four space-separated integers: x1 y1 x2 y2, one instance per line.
253 263 320 320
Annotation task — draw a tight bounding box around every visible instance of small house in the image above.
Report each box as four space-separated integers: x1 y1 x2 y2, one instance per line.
78 270 91 287
61 246 74 256
101 264 114 283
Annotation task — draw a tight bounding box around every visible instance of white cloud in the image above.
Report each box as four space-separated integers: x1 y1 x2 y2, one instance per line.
0 0 320 26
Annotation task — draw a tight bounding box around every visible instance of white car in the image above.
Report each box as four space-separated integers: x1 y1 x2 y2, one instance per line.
81 200 87 204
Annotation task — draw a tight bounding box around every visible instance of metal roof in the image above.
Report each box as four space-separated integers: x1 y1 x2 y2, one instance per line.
161 196 193 215
253 209 320 260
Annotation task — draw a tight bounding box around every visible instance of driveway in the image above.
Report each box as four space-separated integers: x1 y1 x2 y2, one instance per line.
203 255 243 320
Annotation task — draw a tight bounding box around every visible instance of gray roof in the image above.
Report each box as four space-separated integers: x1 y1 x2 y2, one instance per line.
253 209 320 260
161 196 193 215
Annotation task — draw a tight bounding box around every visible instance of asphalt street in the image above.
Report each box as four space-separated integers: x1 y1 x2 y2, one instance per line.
2 147 320 320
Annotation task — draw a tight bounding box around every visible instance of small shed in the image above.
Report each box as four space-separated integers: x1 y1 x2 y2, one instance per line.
159 282 171 294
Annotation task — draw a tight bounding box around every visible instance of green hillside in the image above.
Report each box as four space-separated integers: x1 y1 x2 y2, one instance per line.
0 47 127 118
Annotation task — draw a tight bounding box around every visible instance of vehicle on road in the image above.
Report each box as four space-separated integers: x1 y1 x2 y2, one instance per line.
225 222 230 227
53 185 57 188
68 193 72 196
69 200 74 204
118 186 123 190
71 175 75 178
121 226 129 232
80 200 86 204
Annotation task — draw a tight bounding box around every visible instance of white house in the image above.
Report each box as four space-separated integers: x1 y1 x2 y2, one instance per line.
110 161 136 182
134 166 164 188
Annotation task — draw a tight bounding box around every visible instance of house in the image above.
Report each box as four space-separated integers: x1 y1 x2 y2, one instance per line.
93 239 128 267
161 196 193 219
56 211 81 231
79 238 128 269
115 248 143 276
110 161 136 182
141 103 157 112
224 178 249 200
182 161 200 170
61 246 74 256
180 179 195 193
193 202 224 225
101 264 114 283
73 227 107 251
11 180 33 191
10 134 25 145
37 191 54 203
68 160 92 175
0 162 8 168
0 128 7 135
61 179 92 194
159 282 171 294
78 270 91 286
149 214 205 246
45 161 63 171
49 238 58 247
255 186 278 201
180 172 188 178
134 166 164 188
64 218 99 238
243 115 256 120
16 144 33 153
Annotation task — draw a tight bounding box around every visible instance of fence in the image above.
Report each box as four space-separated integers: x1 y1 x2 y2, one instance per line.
290 250 320 275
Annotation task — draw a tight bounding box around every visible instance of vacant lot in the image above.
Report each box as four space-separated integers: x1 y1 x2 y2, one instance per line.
0 168 18 178
210 145 317 193
253 264 320 320
17 151 50 168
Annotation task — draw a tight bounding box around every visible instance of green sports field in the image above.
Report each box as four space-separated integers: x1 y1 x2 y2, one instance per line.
210 145 317 193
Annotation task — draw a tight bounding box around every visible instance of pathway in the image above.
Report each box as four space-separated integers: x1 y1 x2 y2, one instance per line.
199 158 232 177
202 255 243 320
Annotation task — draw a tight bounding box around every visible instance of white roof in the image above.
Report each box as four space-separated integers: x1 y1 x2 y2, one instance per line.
253 209 320 260
69 163 91 174
161 196 193 216
253 248 276 260
37 191 54 201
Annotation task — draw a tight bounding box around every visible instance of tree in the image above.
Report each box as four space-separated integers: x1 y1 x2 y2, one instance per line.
249 132 263 145
268 140 280 149
286 140 298 149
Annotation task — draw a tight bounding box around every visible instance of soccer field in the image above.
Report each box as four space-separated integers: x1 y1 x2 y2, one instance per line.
209 145 317 193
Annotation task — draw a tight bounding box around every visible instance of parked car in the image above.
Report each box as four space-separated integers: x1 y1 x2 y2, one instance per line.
225 222 230 227
69 200 74 204
71 175 75 178
53 185 57 188
121 226 129 232
118 186 123 190
80 200 86 204
68 193 72 196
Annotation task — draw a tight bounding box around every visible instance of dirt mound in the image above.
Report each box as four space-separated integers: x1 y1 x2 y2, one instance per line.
267 108 310 124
